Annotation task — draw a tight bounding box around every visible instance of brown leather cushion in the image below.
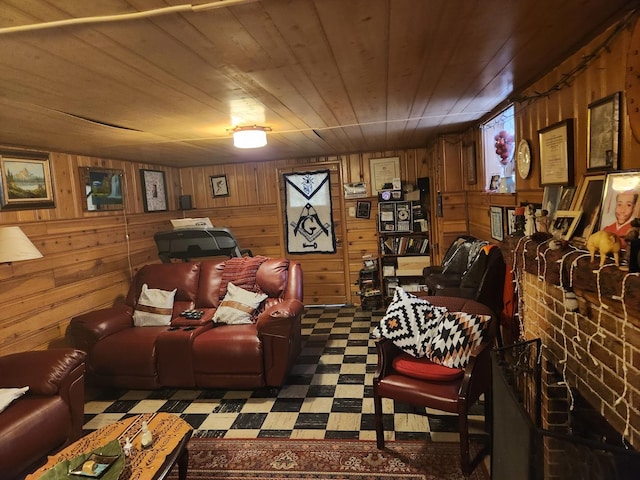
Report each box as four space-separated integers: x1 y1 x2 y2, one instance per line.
393 353 464 381
0 396 69 479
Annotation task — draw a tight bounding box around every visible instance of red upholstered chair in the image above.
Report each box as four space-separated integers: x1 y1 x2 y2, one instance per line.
373 296 496 476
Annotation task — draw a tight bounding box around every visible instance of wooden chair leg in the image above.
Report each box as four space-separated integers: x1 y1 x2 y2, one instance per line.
458 410 471 476
373 392 385 449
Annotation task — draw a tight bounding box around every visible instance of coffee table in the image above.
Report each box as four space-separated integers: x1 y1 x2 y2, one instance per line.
26 412 193 480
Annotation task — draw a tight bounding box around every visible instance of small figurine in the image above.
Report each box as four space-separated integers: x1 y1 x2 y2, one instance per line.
123 437 133 457
535 209 549 233
586 230 621 267
548 229 565 250
141 420 154 448
524 204 536 237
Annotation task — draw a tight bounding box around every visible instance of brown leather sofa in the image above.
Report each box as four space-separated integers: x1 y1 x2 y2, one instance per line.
67 258 304 390
0 348 86 480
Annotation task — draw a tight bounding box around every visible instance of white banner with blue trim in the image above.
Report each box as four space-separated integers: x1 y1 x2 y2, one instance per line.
284 169 336 254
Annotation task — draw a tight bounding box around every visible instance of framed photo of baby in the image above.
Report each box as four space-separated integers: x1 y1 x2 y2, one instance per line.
598 171 640 248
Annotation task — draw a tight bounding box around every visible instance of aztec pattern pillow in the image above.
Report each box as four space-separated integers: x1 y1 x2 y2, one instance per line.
426 311 492 368
213 282 268 325
133 284 176 327
372 287 447 358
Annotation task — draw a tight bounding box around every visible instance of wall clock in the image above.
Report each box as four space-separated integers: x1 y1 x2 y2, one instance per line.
516 139 532 179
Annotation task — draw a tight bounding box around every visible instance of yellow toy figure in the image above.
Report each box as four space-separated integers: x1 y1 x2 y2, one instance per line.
586 230 621 267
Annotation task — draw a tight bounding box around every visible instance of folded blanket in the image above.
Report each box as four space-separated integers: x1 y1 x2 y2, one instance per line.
219 255 268 300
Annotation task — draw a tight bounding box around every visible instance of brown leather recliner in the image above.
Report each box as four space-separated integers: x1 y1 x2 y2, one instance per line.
0 348 86 480
67 258 303 390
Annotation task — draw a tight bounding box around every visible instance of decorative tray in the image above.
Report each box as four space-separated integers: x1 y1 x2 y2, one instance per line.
40 439 124 480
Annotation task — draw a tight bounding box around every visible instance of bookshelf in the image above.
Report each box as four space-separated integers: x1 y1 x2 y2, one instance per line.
377 200 431 301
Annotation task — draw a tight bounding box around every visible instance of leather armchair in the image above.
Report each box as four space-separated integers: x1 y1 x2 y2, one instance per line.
373 296 495 476
423 241 506 325
0 348 86 480
422 235 476 279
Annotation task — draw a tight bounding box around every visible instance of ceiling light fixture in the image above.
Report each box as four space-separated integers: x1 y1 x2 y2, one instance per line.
232 125 271 149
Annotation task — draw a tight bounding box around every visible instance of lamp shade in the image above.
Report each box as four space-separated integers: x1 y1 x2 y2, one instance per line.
233 126 268 149
0 226 43 263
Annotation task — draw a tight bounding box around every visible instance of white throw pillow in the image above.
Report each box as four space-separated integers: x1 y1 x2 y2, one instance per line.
133 283 177 326
213 282 267 325
0 386 29 413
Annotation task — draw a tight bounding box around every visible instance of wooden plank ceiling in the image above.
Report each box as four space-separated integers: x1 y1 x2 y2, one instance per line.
0 0 634 166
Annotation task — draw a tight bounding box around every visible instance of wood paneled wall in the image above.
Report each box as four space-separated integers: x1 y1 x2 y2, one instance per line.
439 18 640 251
0 151 181 355
2 17 638 355
178 150 431 306
0 148 429 354
514 20 640 193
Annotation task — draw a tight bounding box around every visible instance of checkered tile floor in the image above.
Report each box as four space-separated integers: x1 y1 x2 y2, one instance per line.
82 306 487 442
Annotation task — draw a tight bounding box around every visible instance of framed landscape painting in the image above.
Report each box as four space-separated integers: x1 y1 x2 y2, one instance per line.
0 152 54 209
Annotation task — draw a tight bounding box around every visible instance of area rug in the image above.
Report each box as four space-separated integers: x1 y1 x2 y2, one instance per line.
168 438 489 480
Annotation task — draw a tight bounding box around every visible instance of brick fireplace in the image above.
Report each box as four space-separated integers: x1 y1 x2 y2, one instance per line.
514 236 639 449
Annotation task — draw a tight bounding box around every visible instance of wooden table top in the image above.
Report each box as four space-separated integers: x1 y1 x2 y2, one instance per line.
27 412 193 480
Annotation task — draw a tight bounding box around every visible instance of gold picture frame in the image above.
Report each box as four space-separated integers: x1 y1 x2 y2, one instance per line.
370 157 400 194
0 151 55 209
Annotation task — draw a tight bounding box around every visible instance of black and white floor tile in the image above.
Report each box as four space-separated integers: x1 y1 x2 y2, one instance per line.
82 306 487 443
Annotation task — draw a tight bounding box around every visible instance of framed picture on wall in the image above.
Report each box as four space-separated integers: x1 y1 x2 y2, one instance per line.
140 169 168 212
0 152 55 209
587 92 620 171
79 167 124 211
506 207 517 236
356 200 371 219
464 142 477 185
538 119 574 186
490 206 504 241
370 157 400 194
210 175 230 197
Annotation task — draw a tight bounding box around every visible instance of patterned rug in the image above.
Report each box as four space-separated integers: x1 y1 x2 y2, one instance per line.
168 438 489 479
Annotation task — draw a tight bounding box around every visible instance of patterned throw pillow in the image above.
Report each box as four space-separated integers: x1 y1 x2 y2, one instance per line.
133 284 176 326
426 311 492 368
213 282 268 325
372 287 447 358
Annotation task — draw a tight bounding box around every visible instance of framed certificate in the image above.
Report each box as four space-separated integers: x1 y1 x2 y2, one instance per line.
370 157 400 194
538 119 574 186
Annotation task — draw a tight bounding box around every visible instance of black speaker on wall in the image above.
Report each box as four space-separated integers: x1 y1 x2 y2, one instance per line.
417 177 430 193
179 195 193 210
